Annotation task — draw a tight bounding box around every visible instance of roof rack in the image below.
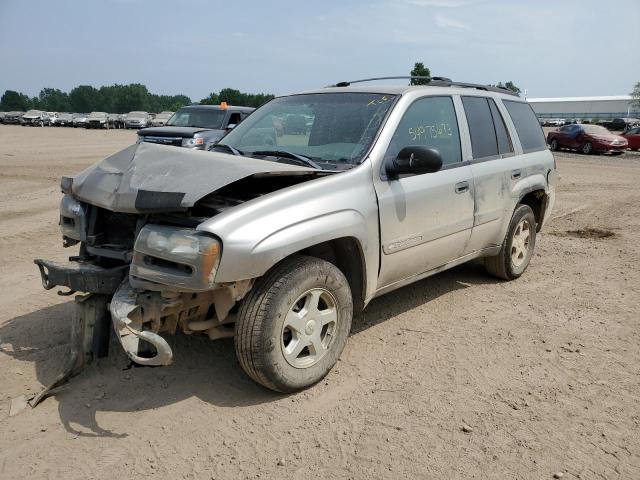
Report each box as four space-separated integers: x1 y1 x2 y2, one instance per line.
328 76 519 97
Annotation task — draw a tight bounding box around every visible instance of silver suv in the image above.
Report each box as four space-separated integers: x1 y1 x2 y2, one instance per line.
34 78 556 397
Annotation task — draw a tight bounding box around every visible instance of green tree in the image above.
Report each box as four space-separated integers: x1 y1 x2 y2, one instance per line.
69 85 101 112
630 82 640 110
200 89 274 108
496 81 521 94
410 62 431 85
37 88 70 112
0 90 32 111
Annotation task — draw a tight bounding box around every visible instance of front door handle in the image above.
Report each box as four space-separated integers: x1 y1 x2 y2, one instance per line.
455 181 469 194
511 169 522 179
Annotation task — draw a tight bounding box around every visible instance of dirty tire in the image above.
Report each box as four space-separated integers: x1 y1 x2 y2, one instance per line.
484 204 537 280
235 255 353 393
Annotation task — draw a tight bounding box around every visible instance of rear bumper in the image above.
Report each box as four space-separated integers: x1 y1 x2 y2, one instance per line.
34 258 127 294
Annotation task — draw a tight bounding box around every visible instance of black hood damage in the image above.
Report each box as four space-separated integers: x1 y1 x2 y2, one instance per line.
70 142 321 213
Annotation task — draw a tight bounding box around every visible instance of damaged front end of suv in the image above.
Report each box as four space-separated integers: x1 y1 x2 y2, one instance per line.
32 90 403 404
32 141 326 404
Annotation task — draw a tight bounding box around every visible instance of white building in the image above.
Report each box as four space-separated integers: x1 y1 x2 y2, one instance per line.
527 95 639 121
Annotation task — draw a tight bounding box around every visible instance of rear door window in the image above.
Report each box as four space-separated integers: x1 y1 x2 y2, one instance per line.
461 96 499 159
503 100 547 153
488 99 513 155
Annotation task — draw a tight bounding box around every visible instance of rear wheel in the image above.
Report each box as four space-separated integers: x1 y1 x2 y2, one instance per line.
485 204 536 280
581 141 593 154
235 255 353 392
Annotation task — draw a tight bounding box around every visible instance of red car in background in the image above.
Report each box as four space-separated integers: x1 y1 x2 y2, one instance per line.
547 124 628 155
622 127 640 150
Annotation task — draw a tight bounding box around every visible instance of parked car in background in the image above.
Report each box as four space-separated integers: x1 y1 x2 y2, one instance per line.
548 119 566 127
86 112 110 129
106 114 120 129
622 127 640 150
55 113 73 126
547 123 628 154
151 111 174 127
4 111 25 124
47 112 59 126
0 112 6 123
3 111 24 124
599 117 640 132
73 113 88 128
21 110 50 126
138 104 254 149
125 111 152 129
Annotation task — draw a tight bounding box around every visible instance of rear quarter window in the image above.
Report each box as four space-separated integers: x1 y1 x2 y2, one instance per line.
503 100 547 153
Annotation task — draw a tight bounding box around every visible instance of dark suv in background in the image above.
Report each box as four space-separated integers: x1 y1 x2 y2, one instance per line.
137 104 254 150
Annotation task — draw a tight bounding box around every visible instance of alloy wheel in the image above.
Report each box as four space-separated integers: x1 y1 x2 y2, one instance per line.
281 288 338 369
511 218 531 268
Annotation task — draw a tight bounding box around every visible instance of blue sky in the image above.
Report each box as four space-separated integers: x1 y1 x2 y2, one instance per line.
0 0 638 100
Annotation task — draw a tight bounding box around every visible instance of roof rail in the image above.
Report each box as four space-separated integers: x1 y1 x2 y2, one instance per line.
328 76 519 97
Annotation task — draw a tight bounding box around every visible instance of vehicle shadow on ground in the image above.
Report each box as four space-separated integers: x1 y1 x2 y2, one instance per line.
0 261 499 437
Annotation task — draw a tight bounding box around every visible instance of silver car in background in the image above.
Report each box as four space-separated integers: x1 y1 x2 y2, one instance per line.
56 113 73 126
125 111 151 128
72 113 88 128
34 78 556 399
22 109 50 126
86 111 110 129
151 111 174 126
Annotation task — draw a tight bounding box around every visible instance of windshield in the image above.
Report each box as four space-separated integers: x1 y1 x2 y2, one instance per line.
128 111 147 119
167 108 226 129
219 93 397 168
24 110 41 116
583 125 611 135
89 112 107 118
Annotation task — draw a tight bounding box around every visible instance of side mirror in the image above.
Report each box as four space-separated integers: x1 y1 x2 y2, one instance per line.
226 124 237 130
386 146 443 178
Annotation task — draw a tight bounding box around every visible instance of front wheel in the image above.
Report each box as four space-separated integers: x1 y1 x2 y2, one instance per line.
581 141 593 154
549 138 559 151
484 204 537 280
235 255 353 392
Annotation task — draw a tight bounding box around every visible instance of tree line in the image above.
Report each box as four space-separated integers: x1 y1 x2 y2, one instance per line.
0 83 275 113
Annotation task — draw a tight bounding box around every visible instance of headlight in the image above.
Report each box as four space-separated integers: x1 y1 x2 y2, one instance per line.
182 137 205 148
59 194 87 242
130 224 221 290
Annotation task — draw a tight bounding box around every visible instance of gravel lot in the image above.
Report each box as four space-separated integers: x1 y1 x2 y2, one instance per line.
0 125 639 479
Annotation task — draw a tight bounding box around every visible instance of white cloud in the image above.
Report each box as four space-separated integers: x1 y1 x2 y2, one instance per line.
435 13 471 30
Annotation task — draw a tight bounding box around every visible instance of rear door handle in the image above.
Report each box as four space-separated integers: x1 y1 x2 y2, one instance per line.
511 169 522 179
455 181 469 194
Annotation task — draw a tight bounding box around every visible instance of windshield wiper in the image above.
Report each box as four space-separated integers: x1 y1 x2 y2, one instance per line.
209 143 243 156
250 150 322 170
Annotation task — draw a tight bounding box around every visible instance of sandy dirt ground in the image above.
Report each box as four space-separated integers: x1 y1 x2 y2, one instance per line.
0 125 639 479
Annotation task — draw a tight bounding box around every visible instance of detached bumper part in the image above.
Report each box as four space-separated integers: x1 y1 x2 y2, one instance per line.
110 280 173 366
34 258 126 295
30 294 111 407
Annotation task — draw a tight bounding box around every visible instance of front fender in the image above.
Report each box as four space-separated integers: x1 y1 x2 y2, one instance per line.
251 209 368 270
198 163 380 299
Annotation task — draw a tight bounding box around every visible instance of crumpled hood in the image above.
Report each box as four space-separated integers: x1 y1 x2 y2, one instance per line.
71 142 313 213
